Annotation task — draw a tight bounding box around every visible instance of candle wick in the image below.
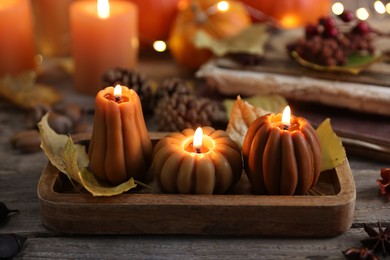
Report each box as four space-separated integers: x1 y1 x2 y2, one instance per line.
283 124 289 130
115 95 120 102
196 147 201 154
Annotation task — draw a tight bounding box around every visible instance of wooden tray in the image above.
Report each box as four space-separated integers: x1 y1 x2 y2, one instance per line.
37 134 356 237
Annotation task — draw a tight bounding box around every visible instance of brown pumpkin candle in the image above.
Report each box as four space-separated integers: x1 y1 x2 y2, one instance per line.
152 127 242 194
242 106 321 195
88 85 152 185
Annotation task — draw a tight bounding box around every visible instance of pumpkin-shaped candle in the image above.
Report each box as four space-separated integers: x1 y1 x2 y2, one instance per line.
242 106 321 195
88 85 152 185
152 127 242 194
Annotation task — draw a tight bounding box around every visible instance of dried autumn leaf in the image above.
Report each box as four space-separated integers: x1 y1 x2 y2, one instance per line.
291 51 383 75
38 114 136 196
316 118 346 171
193 24 269 57
225 95 272 148
0 71 61 109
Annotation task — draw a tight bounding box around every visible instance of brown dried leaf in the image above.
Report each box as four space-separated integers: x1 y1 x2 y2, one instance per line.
0 71 61 109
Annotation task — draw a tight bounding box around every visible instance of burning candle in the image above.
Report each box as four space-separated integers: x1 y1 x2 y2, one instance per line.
70 0 138 95
152 126 242 194
88 85 152 185
0 0 36 76
242 106 322 195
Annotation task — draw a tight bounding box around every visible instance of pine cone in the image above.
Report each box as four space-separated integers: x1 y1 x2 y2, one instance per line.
154 93 227 132
155 78 192 104
102 67 154 114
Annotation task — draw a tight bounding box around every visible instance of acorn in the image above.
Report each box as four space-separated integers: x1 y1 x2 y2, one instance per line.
10 130 41 153
48 112 73 134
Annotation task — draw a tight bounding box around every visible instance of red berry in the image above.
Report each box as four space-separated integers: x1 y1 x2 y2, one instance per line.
305 24 319 38
323 27 338 38
319 17 336 28
339 10 354 22
353 21 371 35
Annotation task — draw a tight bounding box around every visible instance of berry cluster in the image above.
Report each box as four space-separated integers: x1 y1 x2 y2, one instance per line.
289 11 376 66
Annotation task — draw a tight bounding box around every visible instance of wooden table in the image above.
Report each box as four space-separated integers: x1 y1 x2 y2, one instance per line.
1 52 389 259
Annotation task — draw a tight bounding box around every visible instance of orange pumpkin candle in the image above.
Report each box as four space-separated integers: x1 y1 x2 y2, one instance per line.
70 0 138 95
242 106 321 195
152 127 242 194
0 0 36 76
88 85 152 185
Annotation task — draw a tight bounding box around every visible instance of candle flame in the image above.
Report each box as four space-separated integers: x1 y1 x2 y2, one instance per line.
97 0 110 19
193 127 203 150
114 84 122 96
282 106 291 126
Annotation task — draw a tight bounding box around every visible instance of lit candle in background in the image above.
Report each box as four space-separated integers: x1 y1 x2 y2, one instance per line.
70 0 138 95
0 0 36 76
32 0 73 57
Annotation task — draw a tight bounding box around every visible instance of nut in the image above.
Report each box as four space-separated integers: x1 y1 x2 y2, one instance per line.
10 130 41 153
54 103 82 124
48 112 73 134
73 122 93 134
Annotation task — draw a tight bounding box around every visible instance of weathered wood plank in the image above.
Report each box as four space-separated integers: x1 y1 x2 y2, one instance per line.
16 229 369 259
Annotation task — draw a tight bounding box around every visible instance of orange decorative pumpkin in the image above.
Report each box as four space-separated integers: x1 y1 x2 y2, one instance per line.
128 0 189 45
152 127 242 194
242 113 321 195
169 0 251 69
239 0 331 28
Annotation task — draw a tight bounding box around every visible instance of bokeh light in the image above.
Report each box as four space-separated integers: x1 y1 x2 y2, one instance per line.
217 1 229 12
332 2 344 15
374 1 386 14
356 7 369 20
153 41 167 52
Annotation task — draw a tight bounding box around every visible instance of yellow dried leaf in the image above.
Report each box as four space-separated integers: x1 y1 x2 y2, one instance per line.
0 71 61 109
38 114 137 196
194 24 269 57
316 118 346 171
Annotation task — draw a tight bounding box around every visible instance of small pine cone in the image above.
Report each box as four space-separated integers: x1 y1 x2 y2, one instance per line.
154 94 227 132
102 67 154 114
155 78 192 104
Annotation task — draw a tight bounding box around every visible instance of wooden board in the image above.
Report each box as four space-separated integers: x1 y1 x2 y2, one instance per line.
37 133 356 237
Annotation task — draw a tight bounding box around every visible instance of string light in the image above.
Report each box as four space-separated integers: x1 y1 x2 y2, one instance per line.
356 7 369 20
387 3 390 14
374 0 386 14
332 2 344 15
153 41 167 52
216 1 229 12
